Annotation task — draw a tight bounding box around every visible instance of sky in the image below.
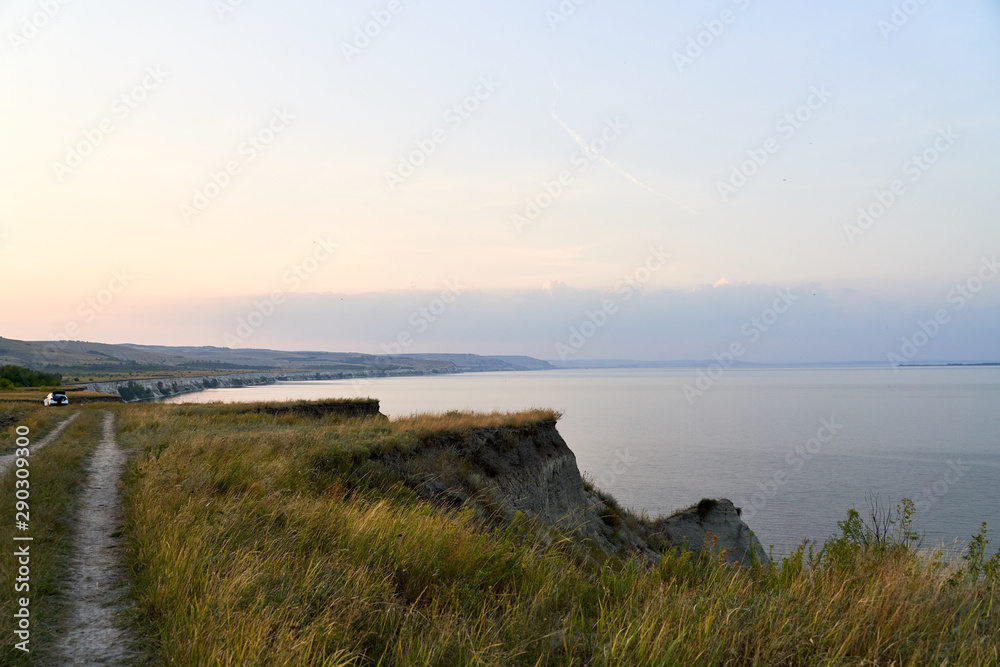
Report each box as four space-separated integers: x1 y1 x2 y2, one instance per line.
1 0 998 363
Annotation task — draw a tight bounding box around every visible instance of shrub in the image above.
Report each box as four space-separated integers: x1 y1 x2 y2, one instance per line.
696 498 718 520
0 365 62 387
119 382 154 402
821 494 921 568
949 522 1000 589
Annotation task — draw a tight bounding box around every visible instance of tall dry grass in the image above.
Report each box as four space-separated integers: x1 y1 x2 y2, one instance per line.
392 408 561 432
117 401 999 666
0 409 105 665
0 403 70 454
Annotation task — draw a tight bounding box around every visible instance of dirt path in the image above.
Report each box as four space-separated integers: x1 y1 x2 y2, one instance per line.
54 411 140 665
0 411 79 474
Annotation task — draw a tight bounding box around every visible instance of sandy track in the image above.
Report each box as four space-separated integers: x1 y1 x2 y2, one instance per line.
0 411 79 474
54 411 140 665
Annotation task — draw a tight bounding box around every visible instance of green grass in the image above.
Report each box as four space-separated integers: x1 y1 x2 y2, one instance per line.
0 409 105 664
0 390 122 409
114 401 1000 666
0 403 75 454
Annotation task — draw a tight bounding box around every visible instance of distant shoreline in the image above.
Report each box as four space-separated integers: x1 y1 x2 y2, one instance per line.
549 360 1000 369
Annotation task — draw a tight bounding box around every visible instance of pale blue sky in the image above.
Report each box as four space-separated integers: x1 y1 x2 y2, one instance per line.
2 0 998 361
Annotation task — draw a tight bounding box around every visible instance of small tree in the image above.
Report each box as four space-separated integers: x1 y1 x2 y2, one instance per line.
822 493 921 567
949 523 1000 589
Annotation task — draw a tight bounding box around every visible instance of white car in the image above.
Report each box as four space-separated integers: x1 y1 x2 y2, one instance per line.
43 391 69 407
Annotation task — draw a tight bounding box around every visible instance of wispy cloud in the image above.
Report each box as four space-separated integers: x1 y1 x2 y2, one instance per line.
25 284 997 365
549 75 698 215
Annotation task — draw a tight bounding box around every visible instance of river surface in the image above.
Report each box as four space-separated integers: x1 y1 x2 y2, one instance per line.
165 366 1000 557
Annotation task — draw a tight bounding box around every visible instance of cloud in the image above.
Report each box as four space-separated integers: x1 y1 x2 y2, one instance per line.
41 282 999 365
549 75 698 215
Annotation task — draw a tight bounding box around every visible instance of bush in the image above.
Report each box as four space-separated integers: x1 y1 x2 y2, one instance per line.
118 382 154 402
821 493 921 568
0 365 62 388
696 498 718 520
949 522 1000 589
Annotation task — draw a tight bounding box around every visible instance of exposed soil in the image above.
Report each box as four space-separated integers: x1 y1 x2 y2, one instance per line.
53 412 141 665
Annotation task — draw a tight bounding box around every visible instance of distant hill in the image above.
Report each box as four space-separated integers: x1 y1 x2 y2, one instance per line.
0 337 553 380
389 353 553 372
0 337 193 369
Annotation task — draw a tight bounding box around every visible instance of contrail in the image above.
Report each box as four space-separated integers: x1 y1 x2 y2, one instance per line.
550 76 698 215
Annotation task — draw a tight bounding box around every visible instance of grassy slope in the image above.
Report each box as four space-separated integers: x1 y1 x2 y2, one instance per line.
115 402 1000 666
0 409 105 664
0 404 77 454
0 390 122 406
0 337 457 384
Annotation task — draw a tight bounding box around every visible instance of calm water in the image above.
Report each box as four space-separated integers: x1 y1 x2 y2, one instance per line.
166 367 1000 556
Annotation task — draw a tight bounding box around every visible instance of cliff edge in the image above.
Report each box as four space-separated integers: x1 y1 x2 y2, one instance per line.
377 413 768 566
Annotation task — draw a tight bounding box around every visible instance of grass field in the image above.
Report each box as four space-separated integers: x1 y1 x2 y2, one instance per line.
112 401 999 666
0 404 66 449
0 389 123 406
1 399 996 664
0 409 104 665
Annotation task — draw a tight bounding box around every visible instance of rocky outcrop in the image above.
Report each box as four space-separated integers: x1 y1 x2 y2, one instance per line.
87 372 277 400
378 421 593 531
84 364 526 402
383 418 768 565
86 371 364 401
655 499 768 565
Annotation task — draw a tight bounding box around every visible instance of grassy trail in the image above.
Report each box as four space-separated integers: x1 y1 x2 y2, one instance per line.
0 407 77 457
0 408 143 665
0 413 79 475
54 411 141 664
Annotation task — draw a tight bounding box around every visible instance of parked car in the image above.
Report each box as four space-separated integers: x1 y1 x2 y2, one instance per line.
43 391 69 407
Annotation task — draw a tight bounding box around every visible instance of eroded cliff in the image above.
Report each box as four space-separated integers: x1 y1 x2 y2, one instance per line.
378 415 768 565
